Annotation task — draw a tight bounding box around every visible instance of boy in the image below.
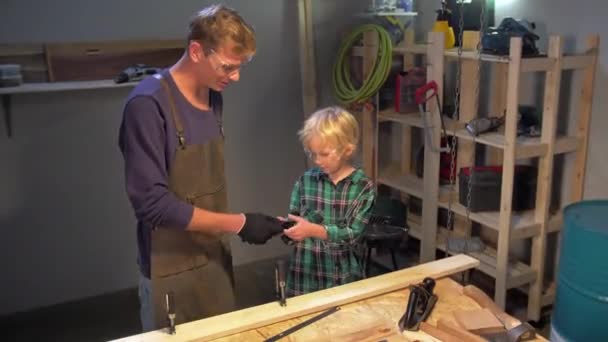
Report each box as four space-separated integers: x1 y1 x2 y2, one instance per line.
282 106 377 296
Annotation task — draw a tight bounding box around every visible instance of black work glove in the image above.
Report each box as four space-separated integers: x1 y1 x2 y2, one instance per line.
238 213 285 244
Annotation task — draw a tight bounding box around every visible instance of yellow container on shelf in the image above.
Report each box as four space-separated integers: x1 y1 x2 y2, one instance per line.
432 21 455 49
462 31 480 50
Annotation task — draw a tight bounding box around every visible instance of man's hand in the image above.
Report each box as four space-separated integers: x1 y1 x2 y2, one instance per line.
237 213 285 244
282 214 328 241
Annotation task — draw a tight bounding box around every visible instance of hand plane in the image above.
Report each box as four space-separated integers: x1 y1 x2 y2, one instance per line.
398 277 438 331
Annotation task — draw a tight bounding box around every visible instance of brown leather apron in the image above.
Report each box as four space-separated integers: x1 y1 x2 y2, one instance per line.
149 75 236 329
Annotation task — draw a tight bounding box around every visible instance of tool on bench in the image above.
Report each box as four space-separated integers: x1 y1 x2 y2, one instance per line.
422 285 537 342
263 306 341 342
465 116 505 136
398 277 438 332
435 318 488 342
436 317 533 342
415 80 451 153
275 260 287 306
463 285 536 342
165 292 176 335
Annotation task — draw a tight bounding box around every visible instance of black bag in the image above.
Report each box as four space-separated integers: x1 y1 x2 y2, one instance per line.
482 17 540 56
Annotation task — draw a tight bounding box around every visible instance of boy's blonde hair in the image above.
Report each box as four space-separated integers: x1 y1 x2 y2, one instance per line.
298 106 359 153
188 5 256 57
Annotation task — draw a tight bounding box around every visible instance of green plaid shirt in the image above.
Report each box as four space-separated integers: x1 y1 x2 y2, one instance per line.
286 167 376 296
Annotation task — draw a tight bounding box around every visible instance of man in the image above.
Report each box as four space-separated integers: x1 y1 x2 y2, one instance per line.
118 5 284 331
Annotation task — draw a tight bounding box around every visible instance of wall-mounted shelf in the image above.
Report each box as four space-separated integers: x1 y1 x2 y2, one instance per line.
0 79 136 95
1 80 137 138
359 11 418 17
0 38 182 138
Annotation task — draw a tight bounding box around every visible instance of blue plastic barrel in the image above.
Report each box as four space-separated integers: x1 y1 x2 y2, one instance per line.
551 200 608 341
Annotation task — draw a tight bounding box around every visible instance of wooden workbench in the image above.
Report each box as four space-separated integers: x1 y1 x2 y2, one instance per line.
114 255 547 342
210 278 547 342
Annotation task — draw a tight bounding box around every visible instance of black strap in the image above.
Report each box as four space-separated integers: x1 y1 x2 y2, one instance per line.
155 74 224 142
154 74 186 148
210 89 224 136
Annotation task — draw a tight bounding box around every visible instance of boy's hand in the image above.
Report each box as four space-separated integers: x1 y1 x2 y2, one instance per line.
283 214 328 241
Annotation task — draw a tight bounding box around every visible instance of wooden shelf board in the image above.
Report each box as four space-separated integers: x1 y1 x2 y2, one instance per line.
452 128 544 158
547 214 563 234
436 230 537 289
554 136 581 155
407 214 422 240
520 58 554 72
378 108 578 159
0 79 137 95
453 128 580 159
400 207 540 290
357 11 418 17
407 220 537 289
542 290 555 307
378 164 424 198
394 45 512 63
518 283 556 307
522 55 594 72
378 164 452 200
437 198 538 234
437 196 562 240
392 45 591 72
354 41 593 74
378 110 425 127
380 164 562 240
562 54 595 70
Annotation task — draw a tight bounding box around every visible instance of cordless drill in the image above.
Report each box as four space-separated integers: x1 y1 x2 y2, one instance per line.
114 64 161 83
280 210 324 245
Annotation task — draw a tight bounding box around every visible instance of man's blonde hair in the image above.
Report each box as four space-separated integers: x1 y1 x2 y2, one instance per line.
188 4 256 56
298 106 360 152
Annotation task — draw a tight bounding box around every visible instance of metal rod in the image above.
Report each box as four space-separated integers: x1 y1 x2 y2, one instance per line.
263 306 340 342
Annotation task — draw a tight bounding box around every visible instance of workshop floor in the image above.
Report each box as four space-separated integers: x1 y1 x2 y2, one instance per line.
0 244 551 341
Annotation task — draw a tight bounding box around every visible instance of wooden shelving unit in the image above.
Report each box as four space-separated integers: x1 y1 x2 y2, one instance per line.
356 31 599 321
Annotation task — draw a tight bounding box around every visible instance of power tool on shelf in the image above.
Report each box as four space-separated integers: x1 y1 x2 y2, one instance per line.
465 116 505 136
114 64 161 83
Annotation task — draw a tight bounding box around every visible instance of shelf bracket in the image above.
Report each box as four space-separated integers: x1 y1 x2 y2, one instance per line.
2 94 12 138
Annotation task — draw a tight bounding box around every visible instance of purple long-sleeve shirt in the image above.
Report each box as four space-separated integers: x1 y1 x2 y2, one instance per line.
118 69 222 278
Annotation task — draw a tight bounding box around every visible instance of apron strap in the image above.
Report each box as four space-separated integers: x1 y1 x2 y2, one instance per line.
154 73 186 148
209 90 224 137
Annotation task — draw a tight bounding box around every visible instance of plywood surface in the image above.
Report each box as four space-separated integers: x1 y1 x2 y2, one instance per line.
214 277 547 342
114 255 477 342
114 255 546 342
